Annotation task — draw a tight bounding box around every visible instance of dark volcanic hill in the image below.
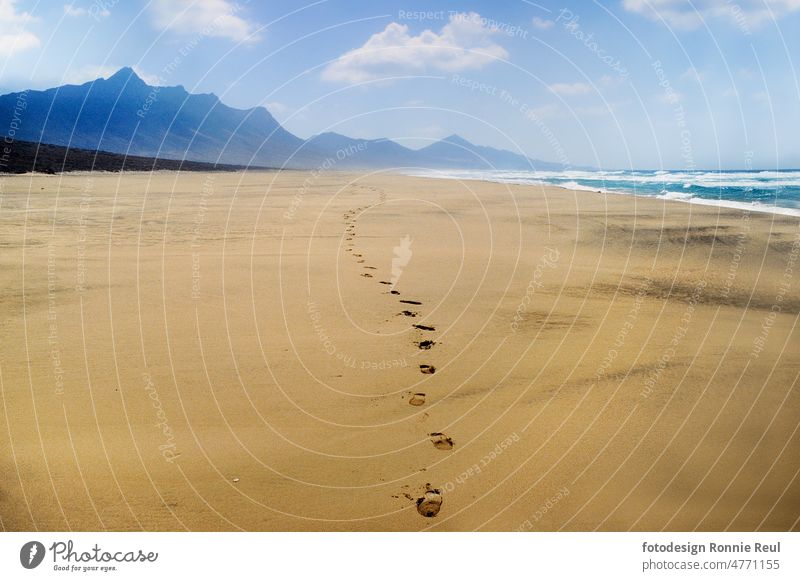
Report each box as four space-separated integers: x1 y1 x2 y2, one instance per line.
0 67 568 172
0 139 256 174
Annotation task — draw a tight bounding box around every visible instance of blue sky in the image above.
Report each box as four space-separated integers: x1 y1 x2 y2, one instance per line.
1 0 799 169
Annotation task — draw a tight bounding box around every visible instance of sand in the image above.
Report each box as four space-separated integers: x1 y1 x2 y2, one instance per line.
0 170 798 531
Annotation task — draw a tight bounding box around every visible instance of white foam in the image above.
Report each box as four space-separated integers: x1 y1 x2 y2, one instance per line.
654 190 800 215
561 180 606 193
686 197 800 217
658 190 693 201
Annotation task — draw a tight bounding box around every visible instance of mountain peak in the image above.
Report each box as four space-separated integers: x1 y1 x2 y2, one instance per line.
106 67 145 86
441 134 472 146
313 131 354 140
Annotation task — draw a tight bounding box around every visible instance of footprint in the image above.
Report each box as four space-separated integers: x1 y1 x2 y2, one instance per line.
357 259 365 263
419 364 436 375
399 300 422 305
364 266 377 270
361 273 373 278
417 340 435 350
398 310 417 317
429 433 454 450
416 486 443 518
353 253 362 257
413 324 435 331
390 290 400 295
408 393 426 406
379 281 392 285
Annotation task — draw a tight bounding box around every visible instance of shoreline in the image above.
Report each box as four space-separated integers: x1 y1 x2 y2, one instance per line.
402 170 800 218
5 166 800 217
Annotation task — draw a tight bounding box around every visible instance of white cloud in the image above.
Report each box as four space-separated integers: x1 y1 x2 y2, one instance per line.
532 17 555 30
738 67 756 80
0 0 39 54
64 4 86 17
261 101 294 123
150 0 259 43
600 74 626 87
623 0 800 30
265 101 289 115
322 12 509 83
680 66 705 82
656 91 684 105
130 67 162 86
752 90 770 103
549 82 592 96
64 64 118 84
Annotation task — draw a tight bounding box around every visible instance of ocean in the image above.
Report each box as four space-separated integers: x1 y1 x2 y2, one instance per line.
410 169 800 217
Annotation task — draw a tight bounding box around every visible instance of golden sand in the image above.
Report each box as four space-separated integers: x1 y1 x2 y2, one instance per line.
0 171 798 531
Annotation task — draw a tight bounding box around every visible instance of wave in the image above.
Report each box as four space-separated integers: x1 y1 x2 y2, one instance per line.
658 190 693 201
687 180 800 189
687 197 800 217
653 190 799 215
560 180 606 193
402 168 800 217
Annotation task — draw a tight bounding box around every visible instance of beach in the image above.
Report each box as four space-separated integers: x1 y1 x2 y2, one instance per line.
0 170 798 531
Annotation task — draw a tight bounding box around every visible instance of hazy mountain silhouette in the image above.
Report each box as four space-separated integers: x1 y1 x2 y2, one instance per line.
306 132 420 168
0 67 316 168
0 68 567 171
416 134 549 170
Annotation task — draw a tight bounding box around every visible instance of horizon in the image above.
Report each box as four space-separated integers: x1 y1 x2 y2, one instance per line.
1 1 798 170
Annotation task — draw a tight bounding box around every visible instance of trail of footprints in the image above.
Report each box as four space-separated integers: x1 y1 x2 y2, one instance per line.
342 192 453 519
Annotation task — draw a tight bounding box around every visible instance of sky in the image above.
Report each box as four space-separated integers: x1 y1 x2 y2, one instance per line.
1 0 799 169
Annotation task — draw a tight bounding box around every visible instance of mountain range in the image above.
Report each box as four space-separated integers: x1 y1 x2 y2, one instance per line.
0 67 565 172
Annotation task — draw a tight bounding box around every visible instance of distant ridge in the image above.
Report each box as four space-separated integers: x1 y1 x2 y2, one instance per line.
306 132 421 168
0 67 568 172
416 134 544 170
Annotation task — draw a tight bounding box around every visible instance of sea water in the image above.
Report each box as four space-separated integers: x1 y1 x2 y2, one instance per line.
410 168 800 217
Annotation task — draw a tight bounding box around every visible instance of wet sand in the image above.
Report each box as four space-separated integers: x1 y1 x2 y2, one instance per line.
0 170 798 531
